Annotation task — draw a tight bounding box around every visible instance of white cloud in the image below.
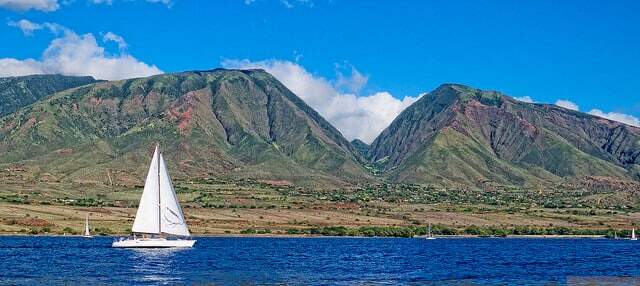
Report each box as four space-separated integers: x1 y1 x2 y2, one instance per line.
555 99 579 111
513 96 534 103
145 0 172 7
89 0 172 7
280 0 313 8
8 19 69 35
335 66 368 94
7 19 43 36
588 109 640 127
221 59 421 143
0 23 162 80
90 0 113 4
103 32 128 50
0 0 59 11
0 58 43 75
551 98 639 127
244 0 312 8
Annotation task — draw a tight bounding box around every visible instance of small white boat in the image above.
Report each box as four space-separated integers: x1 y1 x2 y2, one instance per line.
631 228 637 241
426 222 436 240
112 145 195 248
82 214 93 238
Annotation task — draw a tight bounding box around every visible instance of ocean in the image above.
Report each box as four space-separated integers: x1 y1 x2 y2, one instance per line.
1 236 639 285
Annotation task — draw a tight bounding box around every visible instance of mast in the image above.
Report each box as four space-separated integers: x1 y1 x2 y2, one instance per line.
157 144 161 235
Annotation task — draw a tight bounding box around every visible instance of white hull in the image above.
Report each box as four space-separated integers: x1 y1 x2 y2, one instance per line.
425 237 436 240
112 238 195 248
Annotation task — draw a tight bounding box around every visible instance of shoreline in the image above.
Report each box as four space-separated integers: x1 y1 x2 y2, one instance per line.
0 233 609 239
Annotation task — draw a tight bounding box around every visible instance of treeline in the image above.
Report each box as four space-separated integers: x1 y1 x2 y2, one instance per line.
277 225 625 238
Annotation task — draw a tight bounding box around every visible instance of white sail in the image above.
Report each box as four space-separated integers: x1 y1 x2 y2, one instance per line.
158 154 190 236
131 146 161 234
84 215 90 236
112 144 195 248
633 229 636 239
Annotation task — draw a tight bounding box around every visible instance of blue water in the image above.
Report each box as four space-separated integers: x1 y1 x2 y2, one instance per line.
1 237 639 285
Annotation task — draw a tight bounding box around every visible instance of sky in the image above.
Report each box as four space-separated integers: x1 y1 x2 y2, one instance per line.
0 0 639 142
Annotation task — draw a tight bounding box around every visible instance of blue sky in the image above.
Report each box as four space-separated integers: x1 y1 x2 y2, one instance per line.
0 0 639 141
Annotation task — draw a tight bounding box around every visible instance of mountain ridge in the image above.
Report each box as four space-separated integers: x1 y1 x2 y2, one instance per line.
0 74 99 117
0 73 638 190
367 83 640 188
0 69 372 187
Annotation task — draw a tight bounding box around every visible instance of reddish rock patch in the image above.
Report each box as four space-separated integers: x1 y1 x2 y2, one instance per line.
13 218 53 227
24 117 37 129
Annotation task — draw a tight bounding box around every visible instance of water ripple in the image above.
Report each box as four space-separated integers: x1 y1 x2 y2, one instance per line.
1 237 640 285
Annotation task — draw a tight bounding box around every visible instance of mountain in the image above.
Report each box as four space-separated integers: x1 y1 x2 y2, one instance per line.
0 74 98 117
368 84 640 189
350 139 369 158
2 73 638 190
0 69 372 187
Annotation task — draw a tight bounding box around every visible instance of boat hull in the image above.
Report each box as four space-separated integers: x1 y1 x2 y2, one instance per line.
112 238 195 248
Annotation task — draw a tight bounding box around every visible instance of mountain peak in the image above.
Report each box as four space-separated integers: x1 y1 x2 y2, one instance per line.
0 69 372 187
368 83 640 188
431 83 504 107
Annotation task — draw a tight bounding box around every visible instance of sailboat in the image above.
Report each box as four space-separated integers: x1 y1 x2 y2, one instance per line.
82 214 92 238
631 228 637 241
426 222 436 240
112 145 195 248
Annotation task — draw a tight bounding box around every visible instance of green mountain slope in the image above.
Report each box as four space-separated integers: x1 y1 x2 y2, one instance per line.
0 69 372 187
368 84 640 188
0 74 98 117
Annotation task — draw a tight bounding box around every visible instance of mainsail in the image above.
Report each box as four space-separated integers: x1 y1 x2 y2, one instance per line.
131 145 190 236
131 147 161 234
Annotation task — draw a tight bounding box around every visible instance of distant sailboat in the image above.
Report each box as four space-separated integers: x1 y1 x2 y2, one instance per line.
83 214 92 238
426 222 436 240
112 145 195 248
632 228 637 241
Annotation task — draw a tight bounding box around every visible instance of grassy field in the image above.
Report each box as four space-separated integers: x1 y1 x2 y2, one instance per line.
0 177 638 236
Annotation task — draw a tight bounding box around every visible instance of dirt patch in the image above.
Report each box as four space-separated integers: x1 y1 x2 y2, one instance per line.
260 180 292 186
54 148 73 155
81 208 113 214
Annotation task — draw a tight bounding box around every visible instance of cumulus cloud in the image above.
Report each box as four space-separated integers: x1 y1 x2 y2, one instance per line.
103 31 128 50
0 23 162 80
7 19 43 36
513 96 534 103
8 19 72 35
551 98 638 127
0 0 59 11
588 109 640 127
335 66 368 94
221 59 421 143
555 99 579 111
